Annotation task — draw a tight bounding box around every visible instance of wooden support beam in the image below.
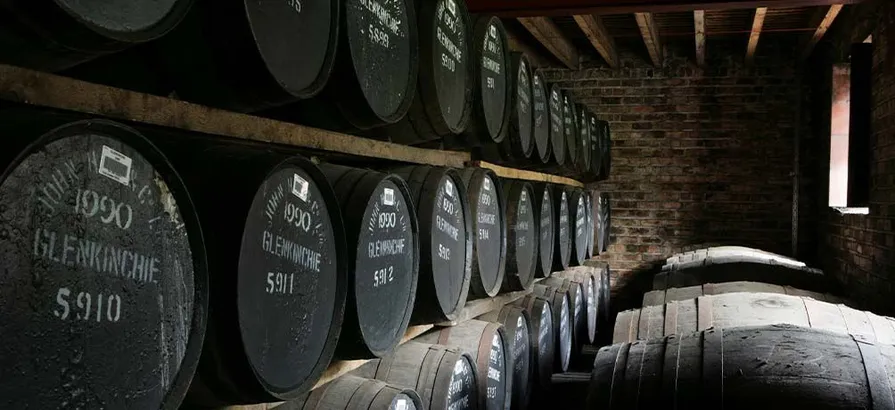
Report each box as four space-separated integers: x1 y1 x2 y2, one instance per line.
573 14 620 68
694 10 706 66
467 0 861 17
801 4 844 60
504 26 557 68
634 12 663 67
517 17 580 69
746 7 768 64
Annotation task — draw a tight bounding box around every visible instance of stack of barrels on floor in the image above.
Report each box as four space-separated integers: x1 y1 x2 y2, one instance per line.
560 246 895 409
0 0 612 181
0 113 617 408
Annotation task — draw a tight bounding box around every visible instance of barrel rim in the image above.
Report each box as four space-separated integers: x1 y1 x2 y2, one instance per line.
436 168 474 320
461 167 508 298
531 70 552 164
239 155 349 398
416 0 474 135
469 15 512 145
502 179 537 291
548 83 566 166
0 118 210 409
507 52 535 160
562 91 579 169
55 0 195 43
532 183 555 278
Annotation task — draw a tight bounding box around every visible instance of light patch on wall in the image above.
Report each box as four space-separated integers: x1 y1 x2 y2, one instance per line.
829 64 851 208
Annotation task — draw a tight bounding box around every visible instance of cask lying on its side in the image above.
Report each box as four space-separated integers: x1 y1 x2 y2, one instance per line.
481 306 533 410
0 0 192 71
569 189 588 267
393 166 471 324
481 52 534 164
552 186 572 271
457 15 511 148
513 295 555 392
418 320 513 410
532 183 555 279
0 118 206 409
553 267 600 346
319 164 419 359
548 85 566 166
641 280 845 307
289 375 424 410
532 284 572 373
589 325 895 409
354 342 477 410
501 180 537 292
614 291 889 344
531 71 551 165
541 278 586 360
460 168 507 299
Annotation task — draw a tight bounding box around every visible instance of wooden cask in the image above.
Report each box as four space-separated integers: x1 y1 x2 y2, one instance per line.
554 267 602 345
642 280 845 307
481 306 534 410
513 295 556 391
354 342 478 410
552 187 572 271
156 0 339 112
393 166 472 324
383 0 473 144
481 52 534 164
320 164 419 358
418 320 513 410
459 168 507 299
531 71 551 165
583 261 612 327
569 189 589 267
584 113 603 183
541 278 586 360
0 0 191 71
576 104 592 176
501 180 537 292
0 118 207 409
653 259 831 294
531 183 555 279
561 91 578 171
584 192 594 259
613 291 892 345
662 246 802 270
597 193 610 253
548 84 566 166
589 324 895 409
596 120 611 180
532 284 572 373
289 375 424 410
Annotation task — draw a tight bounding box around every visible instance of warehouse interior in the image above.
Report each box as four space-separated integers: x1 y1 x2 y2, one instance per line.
0 0 892 409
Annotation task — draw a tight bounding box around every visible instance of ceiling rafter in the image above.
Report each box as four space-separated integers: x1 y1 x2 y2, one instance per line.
634 12 663 67
801 4 844 60
746 7 768 64
517 17 580 69
573 14 620 68
694 10 706 66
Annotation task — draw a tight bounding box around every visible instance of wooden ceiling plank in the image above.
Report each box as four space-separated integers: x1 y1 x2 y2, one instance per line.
801 4 844 60
746 7 768 65
573 14 620 68
517 17 580 69
466 0 861 18
694 10 706 66
634 12 663 67
504 26 557 68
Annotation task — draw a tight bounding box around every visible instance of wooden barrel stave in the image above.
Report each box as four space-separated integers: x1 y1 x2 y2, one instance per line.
532 284 572 373
481 306 533 410
531 183 555 279
502 180 537 292
459 168 507 299
552 186 572 271
530 70 551 165
286 375 424 410
513 295 555 392
642 280 844 307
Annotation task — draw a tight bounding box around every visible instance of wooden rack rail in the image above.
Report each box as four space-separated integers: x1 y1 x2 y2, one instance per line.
0 64 584 188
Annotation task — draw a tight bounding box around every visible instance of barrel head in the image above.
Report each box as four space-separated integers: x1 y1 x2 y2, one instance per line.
531 71 550 164
475 17 510 143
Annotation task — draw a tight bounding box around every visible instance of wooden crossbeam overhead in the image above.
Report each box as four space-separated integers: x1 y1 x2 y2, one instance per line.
517 17 580 69
801 4 844 60
694 10 706 66
466 0 860 18
634 12 663 67
573 14 620 68
505 26 557 68
746 7 768 65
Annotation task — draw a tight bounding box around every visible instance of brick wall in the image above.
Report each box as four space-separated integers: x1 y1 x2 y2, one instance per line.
542 41 802 309
806 0 895 314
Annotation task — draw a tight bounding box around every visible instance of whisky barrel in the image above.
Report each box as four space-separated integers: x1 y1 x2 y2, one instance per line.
393 166 471 323
570 190 588 267
501 180 537 292
383 0 473 144
157 149 346 406
354 342 477 410
541 278 586 361
662 246 802 271
531 71 551 165
641 280 845 307
532 284 572 373
585 192 594 259
269 0 418 130
532 183 555 279
613 292 890 345
290 375 424 410
554 267 599 345
548 85 566 166
583 261 612 331
481 306 534 410
653 258 830 293
597 193 610 253
491 52 535 163
0 118 207 409
156 0 339 112
576 104 592 176
418 320 513 410
513 295 555 391
459 168 507 299
597 120 611 180
584 112 603 182
588 324 895 409
562 92 578 171
0 0 191 71
456 15 510 147
319 164 418 358
552 187 572 271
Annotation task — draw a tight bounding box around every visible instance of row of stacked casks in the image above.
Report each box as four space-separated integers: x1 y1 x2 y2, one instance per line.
0 114 613 409
556 246 895 409
0 0 612 181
